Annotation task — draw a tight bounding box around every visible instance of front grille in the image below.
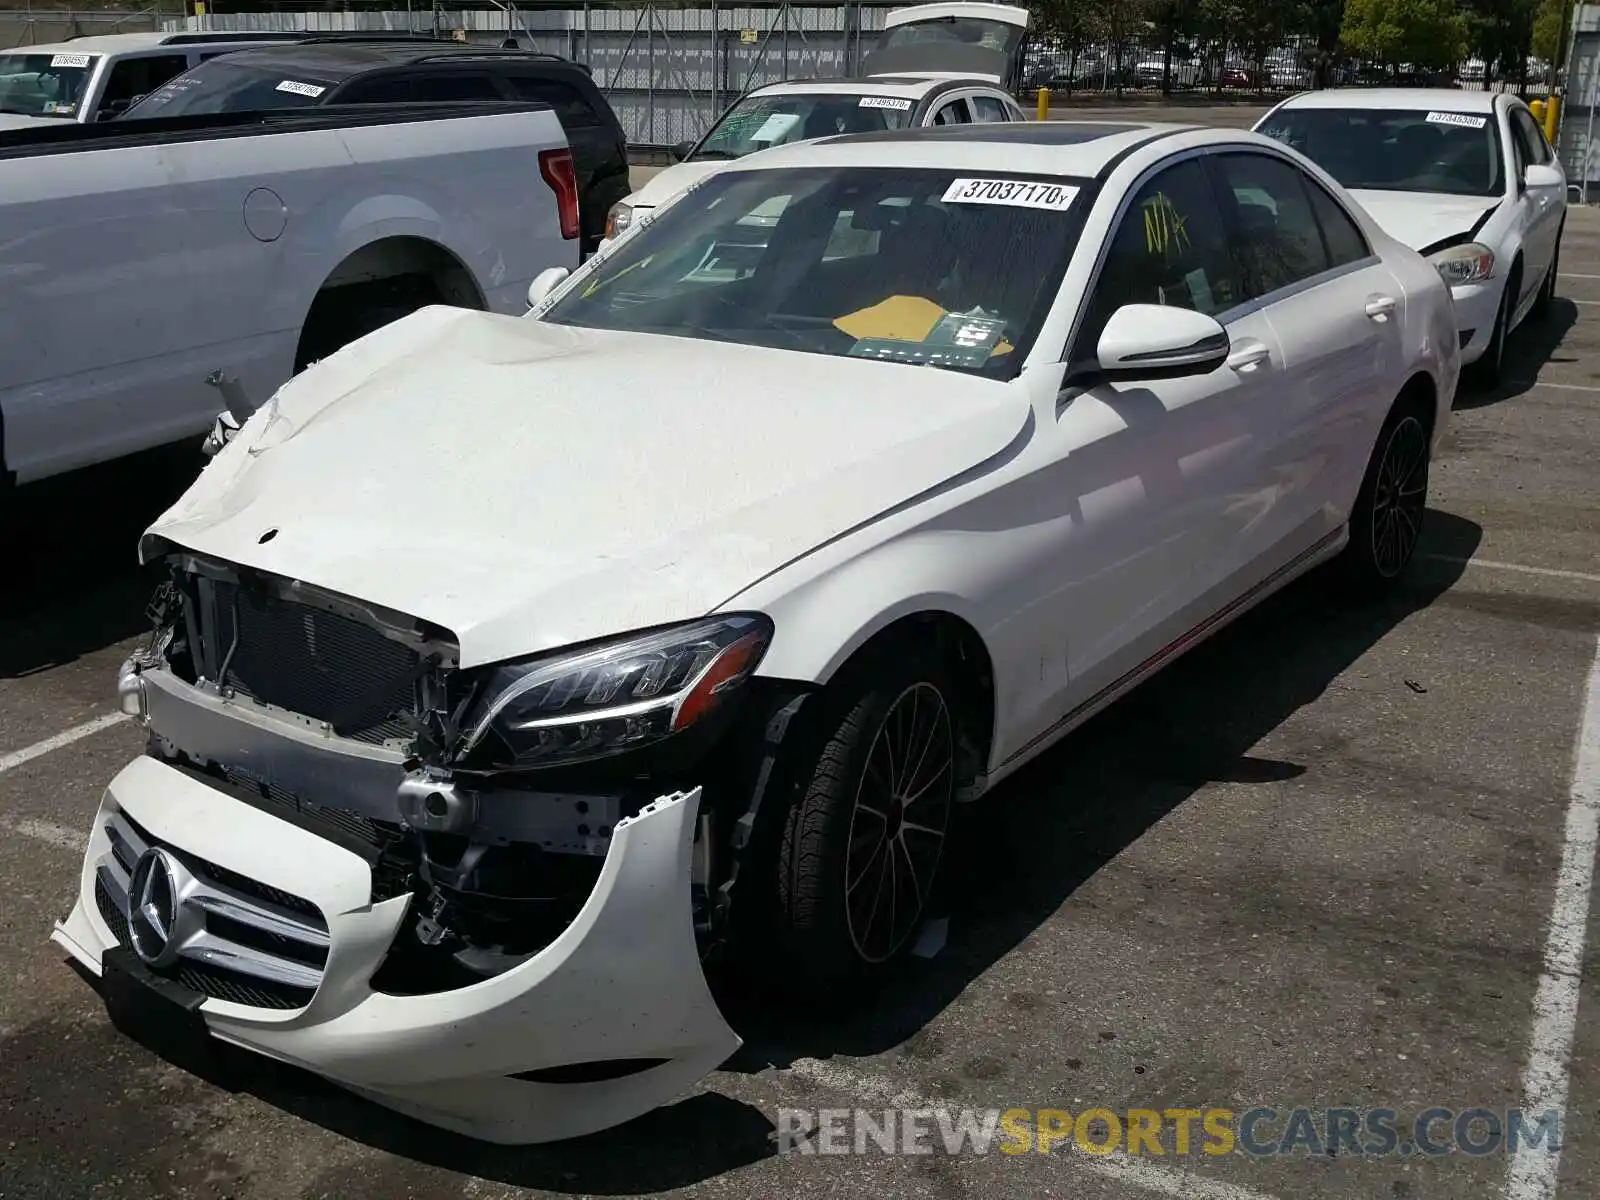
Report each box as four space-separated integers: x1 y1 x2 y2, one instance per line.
94 807 329 1012
195 578 424 745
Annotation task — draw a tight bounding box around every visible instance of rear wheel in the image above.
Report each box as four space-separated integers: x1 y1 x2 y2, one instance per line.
1334 396 1431 594
768 650 960 994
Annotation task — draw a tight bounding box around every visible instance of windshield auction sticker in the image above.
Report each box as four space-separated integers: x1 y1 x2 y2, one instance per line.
859 96 913 110
1425 111 1487 129
275 80 327 98
942 178 1079 210
49 53 92 69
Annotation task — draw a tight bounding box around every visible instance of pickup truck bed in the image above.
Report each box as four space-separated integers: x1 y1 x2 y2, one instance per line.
0 102 577 487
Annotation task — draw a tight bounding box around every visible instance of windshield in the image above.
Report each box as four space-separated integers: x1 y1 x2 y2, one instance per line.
542 166 1083 378
1257 108 1504 198
123 59 334 119
690 92 915 161
0 53 97 118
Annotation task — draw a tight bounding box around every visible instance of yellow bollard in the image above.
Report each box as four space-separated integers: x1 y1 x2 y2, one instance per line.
1530 98 1547 125
1036 87 1050 121
1544 94 1561 144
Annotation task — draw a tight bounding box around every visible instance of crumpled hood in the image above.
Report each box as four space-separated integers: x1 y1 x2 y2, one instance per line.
1348 189 1502 252
626 159 734 210
144 307 1030 668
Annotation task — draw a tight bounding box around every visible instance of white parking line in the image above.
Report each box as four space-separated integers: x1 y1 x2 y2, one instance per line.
785 1057 1285 1200
1511 380 1600 394
7 817 85 852
1559 272 1600 280
1425 554 1600 585
0 712 129 776
1507 635 1600 1200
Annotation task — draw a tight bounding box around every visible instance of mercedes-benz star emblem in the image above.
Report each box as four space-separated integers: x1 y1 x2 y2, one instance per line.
126 848 185 967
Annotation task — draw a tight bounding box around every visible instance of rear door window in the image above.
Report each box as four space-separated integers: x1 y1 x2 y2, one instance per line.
1211 151 1334 300
969 94 1009 123
97 53 190 117
405 71 501 102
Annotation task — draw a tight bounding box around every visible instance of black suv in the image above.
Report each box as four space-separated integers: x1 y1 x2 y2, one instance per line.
122 39 630 255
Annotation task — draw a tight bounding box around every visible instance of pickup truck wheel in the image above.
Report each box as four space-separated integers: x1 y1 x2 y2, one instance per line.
1334 396 1431 595
770 651 959 993
295 274 445 373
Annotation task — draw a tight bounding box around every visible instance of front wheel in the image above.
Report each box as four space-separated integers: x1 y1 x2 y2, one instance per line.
1334 399 1431 594
769 652 961 993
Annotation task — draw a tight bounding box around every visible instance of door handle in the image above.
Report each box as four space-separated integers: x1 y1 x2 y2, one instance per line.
1226 340 1270 371
1365 294 1397 320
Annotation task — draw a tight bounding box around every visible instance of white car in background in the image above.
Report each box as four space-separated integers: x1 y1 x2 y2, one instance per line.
58 120 1457 1146
1255 88 1567 385
0 31 303 129
607 0 1030 236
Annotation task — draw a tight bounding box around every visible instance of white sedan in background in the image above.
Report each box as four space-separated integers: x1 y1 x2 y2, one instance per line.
58 120 1457 1146
1255 88 1567 385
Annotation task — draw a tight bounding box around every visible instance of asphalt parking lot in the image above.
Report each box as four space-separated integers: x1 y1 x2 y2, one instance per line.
3 152 1600 1200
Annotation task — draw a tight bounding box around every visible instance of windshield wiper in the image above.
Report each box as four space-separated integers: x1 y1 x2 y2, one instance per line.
689 149 739 160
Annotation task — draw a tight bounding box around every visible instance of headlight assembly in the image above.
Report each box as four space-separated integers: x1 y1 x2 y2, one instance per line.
604 201 634 239
458 614 772 771
1429 242 1495 287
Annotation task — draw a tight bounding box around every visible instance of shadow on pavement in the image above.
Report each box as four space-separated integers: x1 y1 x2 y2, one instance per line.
1453 298 1579 410
0 441 201 680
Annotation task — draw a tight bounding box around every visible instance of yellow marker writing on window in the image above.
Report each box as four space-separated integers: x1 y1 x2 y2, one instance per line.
1143 192 1190 255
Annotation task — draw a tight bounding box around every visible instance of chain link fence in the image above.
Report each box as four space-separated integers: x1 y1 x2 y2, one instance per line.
1 4 1567 147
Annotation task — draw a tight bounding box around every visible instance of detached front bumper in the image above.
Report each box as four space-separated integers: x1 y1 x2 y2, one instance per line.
52 754 741 1144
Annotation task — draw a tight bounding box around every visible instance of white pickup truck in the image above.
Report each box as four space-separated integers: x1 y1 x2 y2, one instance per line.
0 101 581 490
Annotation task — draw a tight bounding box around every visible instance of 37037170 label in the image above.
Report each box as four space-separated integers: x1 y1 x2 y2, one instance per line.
940 178 1080 210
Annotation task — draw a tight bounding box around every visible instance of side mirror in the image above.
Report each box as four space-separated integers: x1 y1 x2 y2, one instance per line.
1524 163 1564 190
525 266 571 312
1093 303 1229 379
669 140 695 163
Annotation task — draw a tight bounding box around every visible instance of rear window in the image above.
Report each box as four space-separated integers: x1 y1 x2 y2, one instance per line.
1257 107 1504 198
123 59 337 119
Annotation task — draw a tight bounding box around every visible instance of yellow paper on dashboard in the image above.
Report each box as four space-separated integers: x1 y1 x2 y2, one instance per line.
833 295 1013 355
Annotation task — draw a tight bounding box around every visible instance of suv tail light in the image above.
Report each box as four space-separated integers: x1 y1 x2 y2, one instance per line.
539 148 580 241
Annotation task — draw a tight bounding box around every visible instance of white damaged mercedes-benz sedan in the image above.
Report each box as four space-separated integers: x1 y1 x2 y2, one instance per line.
54 120 1458 1144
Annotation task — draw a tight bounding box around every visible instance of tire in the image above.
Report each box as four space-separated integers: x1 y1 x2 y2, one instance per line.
1533 234 1561 320
769 648 961 994
1464 268 1515 390
1334 396 1432 595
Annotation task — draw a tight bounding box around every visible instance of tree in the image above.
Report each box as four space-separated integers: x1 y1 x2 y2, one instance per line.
1340 0 1470 70
1532 0 1569 67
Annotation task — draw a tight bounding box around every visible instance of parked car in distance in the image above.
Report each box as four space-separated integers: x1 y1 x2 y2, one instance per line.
120 40 629 256
609 0 1030 236
1255 88 1567 385
58 118 1456 1148
0 101 579 491
611 74 1029 237
0 31 308 129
